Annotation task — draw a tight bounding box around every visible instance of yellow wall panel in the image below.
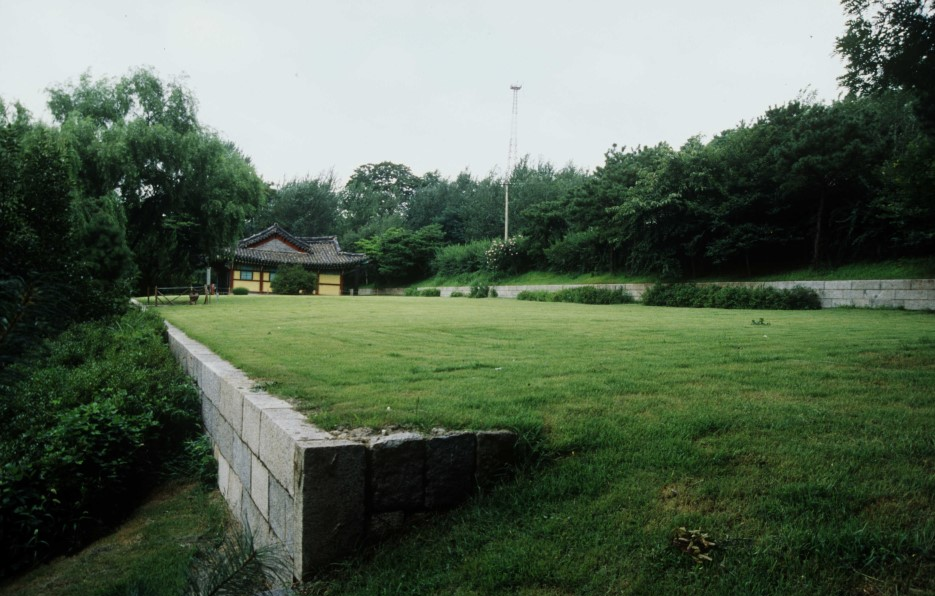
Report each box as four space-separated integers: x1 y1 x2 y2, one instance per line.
319 283 341 296
319 273 341 285
233 279 261 292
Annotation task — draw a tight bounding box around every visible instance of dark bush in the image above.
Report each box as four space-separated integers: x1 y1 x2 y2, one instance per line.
232 287 250 295
469 284 497 298
405 287 441 297
552 286 634 305
432 240 489 277
270 265 317 295
0 309 201 578
516 290 554 302
517 287 633 305
641 283 821 310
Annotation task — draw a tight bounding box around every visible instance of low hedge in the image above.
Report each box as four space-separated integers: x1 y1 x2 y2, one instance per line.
0 309 202 578
405 287 441 297
517 286 634 305
641 283 822 310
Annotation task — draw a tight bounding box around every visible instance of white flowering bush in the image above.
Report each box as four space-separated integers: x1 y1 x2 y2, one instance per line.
485 235 528 275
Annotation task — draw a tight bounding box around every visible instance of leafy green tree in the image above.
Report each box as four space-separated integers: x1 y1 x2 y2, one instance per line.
339 161 420 233
0 101 135 368
47 68 265 291
250 173 339 236
356 224 444 285
837 0 935 131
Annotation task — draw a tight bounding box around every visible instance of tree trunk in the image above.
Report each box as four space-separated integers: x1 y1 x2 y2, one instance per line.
812 193 825 269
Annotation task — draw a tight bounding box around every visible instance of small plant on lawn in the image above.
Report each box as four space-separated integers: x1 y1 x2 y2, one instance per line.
232 287 250 295
672 527 717 564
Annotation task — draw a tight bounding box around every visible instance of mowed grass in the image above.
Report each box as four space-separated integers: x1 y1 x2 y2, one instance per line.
162 296 935 595
0 483 226 596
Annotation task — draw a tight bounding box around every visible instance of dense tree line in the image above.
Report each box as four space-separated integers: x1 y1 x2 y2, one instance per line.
247 91 931 286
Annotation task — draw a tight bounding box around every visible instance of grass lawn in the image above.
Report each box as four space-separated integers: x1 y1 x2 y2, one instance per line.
162 296 934 595
0 483 226 596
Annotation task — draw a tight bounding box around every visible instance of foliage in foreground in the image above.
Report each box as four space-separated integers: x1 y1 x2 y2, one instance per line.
641 283 822 310
516 286 635 305
0 309 202 578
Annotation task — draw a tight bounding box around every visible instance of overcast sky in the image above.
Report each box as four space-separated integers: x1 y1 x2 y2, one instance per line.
1 1 848 185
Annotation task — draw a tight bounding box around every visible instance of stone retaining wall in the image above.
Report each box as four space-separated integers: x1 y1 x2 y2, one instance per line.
409 279 934 310
164 322 518 582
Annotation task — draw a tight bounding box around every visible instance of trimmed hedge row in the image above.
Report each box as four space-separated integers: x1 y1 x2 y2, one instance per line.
641 283 822 310
517 287 635 305
0 309 202 578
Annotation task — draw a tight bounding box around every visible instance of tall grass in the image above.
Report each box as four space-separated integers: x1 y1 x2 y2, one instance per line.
162 297 935 595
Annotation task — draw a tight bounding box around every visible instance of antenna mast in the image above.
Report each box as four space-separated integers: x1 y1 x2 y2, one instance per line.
504 83 521 241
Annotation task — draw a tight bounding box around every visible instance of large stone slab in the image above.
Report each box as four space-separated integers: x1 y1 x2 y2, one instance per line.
295 440 367 580
369 432 425 513
425 432 476 509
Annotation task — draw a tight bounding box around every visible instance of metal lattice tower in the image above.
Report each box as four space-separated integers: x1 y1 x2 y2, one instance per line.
504 84 521 241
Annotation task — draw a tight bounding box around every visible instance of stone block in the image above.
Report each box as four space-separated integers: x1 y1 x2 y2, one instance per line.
217 453 231 499
850 280 881 291
425 432 476 510
260 408 332 493
824 281 851 290
880 279 908 290
476 430 518 488
894 289 919 300
203 399 235 464
232 439 252 493
227 469 244 515
295 440 367 581
268 477 293 551
910 279 935 290
369 432 425 512
242 391 295 455
251 454 270 519
904 299 935 311
197 358 224 405
217 375 244 433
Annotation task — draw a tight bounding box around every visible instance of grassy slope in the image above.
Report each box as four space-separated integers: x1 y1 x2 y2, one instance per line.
416 256 935 287
162 297 935 595
0 483 225 596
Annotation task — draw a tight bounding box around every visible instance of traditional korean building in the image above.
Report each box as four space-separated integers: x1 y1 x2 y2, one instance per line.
227 223 367 295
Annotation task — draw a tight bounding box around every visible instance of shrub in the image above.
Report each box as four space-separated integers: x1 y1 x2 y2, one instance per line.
0 309 202 577
432 240 490 277
232 287 250 295
450 291 465 298
552 286 634 305
270 265 317 295
405 287 441 297
641 284 821 310
485 236 530 276
469 284 497 298
517 290 553 302
517 287 634 305
544 229 609 273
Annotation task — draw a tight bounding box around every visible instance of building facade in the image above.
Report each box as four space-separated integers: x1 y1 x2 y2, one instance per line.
228 224 367 295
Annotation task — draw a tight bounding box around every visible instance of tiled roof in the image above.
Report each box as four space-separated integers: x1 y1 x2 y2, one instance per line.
235 224 367 271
